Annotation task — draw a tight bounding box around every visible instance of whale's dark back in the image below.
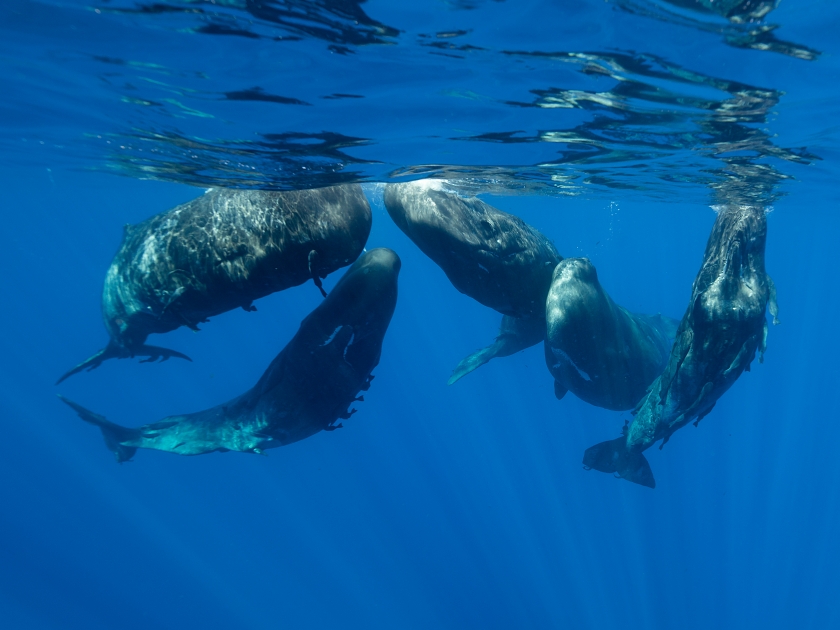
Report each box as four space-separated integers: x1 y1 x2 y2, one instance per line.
104 185 372 348
384 182 561 318
239 248 401 434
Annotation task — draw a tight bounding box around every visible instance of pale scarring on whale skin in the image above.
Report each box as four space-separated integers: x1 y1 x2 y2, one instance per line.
57 184 372 384
59 248 401 462
583 205 779 488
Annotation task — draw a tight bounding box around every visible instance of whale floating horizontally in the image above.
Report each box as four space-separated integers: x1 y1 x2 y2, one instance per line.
545 257 677 411
583 206 779 488
57 184 372 384
59 248 400 462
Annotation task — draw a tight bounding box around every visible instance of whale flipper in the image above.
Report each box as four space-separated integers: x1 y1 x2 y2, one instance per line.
56 342 192 384
308 249 328 298
583 437 655 488
767 275 780 325
57 395 139 463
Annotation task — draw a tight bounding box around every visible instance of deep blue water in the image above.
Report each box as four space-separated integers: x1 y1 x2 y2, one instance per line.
2 1 840 628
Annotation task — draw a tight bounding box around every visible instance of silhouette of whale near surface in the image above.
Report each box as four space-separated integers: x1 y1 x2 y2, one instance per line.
545 258 677 411
583 206 779 488
57 184 372 384
383 180 562 383
59 248 400 462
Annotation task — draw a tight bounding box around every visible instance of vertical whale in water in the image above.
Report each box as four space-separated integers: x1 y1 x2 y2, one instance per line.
59 248 400 461
383 180 562 383
545 257 677 411
583 206 779 488
57 185 372 383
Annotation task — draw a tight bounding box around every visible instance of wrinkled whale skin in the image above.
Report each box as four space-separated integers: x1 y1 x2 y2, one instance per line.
58 185 372 383
383 181 561 318
583 206 779 488
545 258 677 411
59 248 400 462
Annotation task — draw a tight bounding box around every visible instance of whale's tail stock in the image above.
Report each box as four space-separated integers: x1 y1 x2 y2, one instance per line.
55 341 192 385
583 436 656 489
57 395 140 463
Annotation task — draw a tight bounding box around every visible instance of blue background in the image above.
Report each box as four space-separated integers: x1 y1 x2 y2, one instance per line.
1 0 839 628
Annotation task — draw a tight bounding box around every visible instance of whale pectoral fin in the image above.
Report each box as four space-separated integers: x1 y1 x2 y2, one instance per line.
57 395 139 463
767 274 780 325
583 437 655 488
312 275 327 298
308 249 328 298
693 403 716 427
554 381 568 401
759 320 769 363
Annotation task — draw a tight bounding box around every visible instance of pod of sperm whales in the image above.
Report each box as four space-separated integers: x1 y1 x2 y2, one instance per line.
545 258 678 411
57 185 372 384
383 180 562 382
583 206 779 488
59 248 400 462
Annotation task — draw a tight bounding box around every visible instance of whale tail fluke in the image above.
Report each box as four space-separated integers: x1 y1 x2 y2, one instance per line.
583 437 656 488
56 341 192 384
448 346 498 385
448 318 545 385
57 395 139 463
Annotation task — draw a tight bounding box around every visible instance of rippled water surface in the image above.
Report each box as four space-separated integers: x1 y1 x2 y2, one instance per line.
2 2 839 629
3 0 836 203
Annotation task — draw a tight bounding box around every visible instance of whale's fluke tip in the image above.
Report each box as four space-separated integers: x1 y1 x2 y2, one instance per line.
58 395 138 463
583 437 656 489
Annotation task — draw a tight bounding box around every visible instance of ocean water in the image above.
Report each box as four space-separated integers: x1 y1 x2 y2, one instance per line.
1 1 839 628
